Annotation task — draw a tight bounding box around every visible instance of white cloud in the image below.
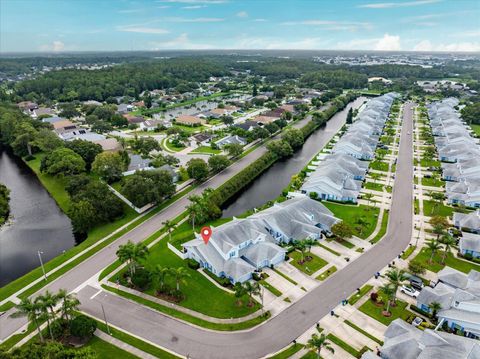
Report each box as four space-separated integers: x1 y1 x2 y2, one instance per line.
39 41 65 52
462 30 480 38
336 33 401 50
281 19 372 31
118 9 144 13
236 11 248 18
252 18 267 22
150 33 214 49
157 5 171 9
232 35 329 50
413 40 433 51
117 26 170 34
359 0 441 8
374 33 401 50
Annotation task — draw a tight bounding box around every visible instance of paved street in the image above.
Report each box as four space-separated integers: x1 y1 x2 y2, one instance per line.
72 102 414 359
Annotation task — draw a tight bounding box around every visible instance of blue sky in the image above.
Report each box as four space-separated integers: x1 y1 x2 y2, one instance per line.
1 0 479 53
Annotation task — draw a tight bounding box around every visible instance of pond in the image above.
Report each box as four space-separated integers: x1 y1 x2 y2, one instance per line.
0 149 75 286
221 96 367 218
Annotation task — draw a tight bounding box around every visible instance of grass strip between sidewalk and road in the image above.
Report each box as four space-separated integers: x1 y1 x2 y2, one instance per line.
370 210 389 244
272 269 298 286
348 284 373 305
259 280 282 297
102 285 270 331
267 343 304 359
344 320 384 345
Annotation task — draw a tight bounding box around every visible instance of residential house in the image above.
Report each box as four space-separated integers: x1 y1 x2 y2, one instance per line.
459 232 480 258
139 119 171 131
42 116 65 124
215 135 247 148
453 210 480 233
192 133 213 146
362 319 480 359
117 103 133 114
93 138 122 152
175 115 206 127
17 101 38 115
123 154 153 176
234 120 259 132
183 196 339 283
123 114 145 124
416 267 480 338
32 107 55 118
254 115 278 125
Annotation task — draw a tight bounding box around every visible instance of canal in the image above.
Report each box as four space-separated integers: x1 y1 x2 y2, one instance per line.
0 149 75 286
221 96 367 217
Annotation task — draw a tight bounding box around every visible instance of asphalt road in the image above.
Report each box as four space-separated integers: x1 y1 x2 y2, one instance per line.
0 113 314 340
73 102 414 359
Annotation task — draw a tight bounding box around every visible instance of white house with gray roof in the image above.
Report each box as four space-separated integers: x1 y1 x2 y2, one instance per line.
459 232 480 259
362 319 480 359
301 93 396 203
454 210 480 233
182 196 339 283
416 267 480 339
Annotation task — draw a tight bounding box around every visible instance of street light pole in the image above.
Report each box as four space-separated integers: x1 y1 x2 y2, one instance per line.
37 250 47 281
101 302 111 335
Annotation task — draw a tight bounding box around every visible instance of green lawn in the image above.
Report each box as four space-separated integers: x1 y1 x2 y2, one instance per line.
189 146 221 154
103 285 269 331
401 245 416 260
273 268 298 285
420 159 441 168
92 317 180 359
411 247 480 274
316 266 337 281
369 161 389 172
422 200 455 217
370 210 389 244
471 124 480 137
289 251 328 275
172 124 206 134
344 320 383 345
348 284 373 305
112 224 259 319
324 202 380 239
359 296 412 326
318 243 341 256
85 336 139 359
267 344 304 359
421 177 445 188
326 333 364 358
364 182 384 192
260 280 283 297
334 238 355 249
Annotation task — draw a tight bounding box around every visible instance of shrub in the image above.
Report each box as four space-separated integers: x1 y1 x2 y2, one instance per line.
51 319 65 339
463 253 473 260
186 258 200 270
131 268 151 290
70 315 97 339
309 192 318 199
370 292 378 302
24 154 35 161
410 304 433 319
252 272 261 281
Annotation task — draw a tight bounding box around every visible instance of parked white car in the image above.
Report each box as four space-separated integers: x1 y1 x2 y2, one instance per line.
400 285 420 298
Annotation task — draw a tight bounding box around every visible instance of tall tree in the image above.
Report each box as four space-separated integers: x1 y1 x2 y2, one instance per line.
10 298 44 343
307 333 334 359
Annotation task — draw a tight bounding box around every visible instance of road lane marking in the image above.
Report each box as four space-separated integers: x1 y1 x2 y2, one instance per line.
90 289 102 300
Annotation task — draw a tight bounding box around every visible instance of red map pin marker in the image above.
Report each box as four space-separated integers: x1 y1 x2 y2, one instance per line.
201 226 212 244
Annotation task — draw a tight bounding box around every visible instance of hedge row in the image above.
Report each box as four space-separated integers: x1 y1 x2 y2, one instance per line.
210 93 359 207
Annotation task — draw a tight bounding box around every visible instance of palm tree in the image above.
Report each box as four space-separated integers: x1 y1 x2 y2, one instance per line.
364 193 374 207
307 333 334 359
385 268 409 303
380 283 395 316
293 240 308 262
429 301 442 322
428 191 445 215
131 242 149 273
243 281 260 306
116 241 135 277
10 298 44 343
35 293 56 340
304 238 317 254
170 267 190 292
371 173 381 184
162 220 175 242
439 234 456 264
234 282 247 306
56 289 80 323
426 240 442 264
151 265 171 294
